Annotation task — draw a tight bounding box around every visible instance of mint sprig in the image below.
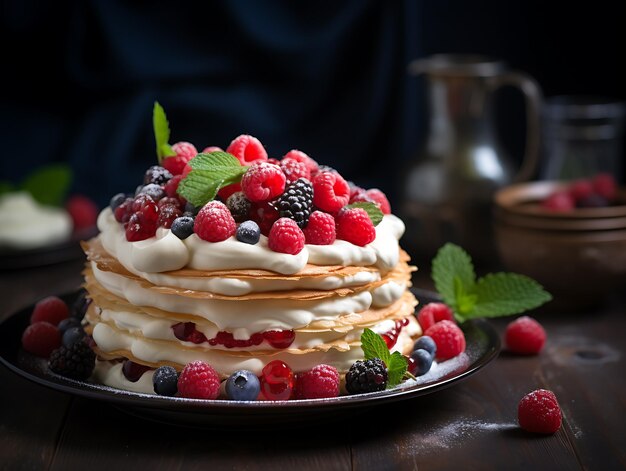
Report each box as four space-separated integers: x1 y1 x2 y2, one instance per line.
361 328 408 388
177 152 247 207
432 243 552 322
346 202 384 226
153 101 175 163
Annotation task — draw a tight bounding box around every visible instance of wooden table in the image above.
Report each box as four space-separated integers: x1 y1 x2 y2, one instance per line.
1 257 625 471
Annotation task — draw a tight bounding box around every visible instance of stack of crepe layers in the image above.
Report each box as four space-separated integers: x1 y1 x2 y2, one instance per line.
81 238 420 379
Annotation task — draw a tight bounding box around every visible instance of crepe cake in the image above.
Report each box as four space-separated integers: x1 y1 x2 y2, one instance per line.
82 135 421 395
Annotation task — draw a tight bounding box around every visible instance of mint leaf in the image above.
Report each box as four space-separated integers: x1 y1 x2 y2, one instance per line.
386 351 408 387
21 164 72 206
432 243 476 313
347 202 384 226
0 181 14 195
176 152 247 207
153 101 175 163
469 273 552 318
361 328 391 364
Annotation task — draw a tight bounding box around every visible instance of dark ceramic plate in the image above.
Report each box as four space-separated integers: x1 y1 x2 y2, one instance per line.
0 288 500 428
0 227 98 270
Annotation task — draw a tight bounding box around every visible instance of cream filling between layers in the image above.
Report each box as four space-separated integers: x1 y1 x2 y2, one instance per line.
97 208 405 275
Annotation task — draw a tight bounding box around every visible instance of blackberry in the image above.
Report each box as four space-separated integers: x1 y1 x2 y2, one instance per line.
137 183 165 201
226 191 252 222
153 365 179 396
109 193 127 211
272 178 313 228
144 165 173 185
48 341 96 381
345 358 388 394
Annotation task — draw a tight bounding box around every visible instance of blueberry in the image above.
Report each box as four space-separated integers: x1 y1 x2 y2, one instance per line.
171 216 195 239
109 193 127 211
62 326 86 348
58 317 81 334
71 288 91 320
153 366 179 396
225 370 260 401
410 349 433 376
236 220 260 245
138 183 165 201
184 202 199 216
413 335 437 357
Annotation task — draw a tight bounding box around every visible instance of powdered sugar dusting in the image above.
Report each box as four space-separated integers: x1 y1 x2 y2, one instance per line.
407 420 517 451
396 352 472 389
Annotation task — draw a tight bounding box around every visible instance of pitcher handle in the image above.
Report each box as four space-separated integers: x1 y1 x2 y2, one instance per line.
487 72 543 182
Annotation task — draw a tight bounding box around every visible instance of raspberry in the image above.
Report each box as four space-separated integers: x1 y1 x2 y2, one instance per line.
202 146 223 153
345 358 388 394
268 218 305 255
194 201 236 242
164 174 184 197
226 191 252 222
312 171 350 213
424 320 466 360
540 191 575 212
366 189 391 214
335 207 375 246
267 158 281 166
162 141 198 175
282 149 318 175
294 364 340 399
217 182 242 201
592 173 617 201
143 165 173 185
417 302 455 331
31 296 69 325
48 341 96 380
241 162 286 202
226 134 268 165
65 195 98 231
280 158 311 183
158 197 183 210
349 187 374 205
272 178 313 228
177 360 221 399
249 201 280 236
568 179 594 203
21 322 61 357
518 389 562 434
157 204 182 228
303 210 336 245
505 316 546 354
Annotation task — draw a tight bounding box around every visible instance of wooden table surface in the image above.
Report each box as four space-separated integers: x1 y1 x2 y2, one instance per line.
1 256 625 471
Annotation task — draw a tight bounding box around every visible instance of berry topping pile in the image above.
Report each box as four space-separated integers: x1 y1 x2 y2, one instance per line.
108 132 391 254
518 389 562 434
540 173 620 211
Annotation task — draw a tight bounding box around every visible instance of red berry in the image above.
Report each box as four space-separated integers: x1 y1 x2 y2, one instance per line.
122 360 152 382
424 320 466 360
172 322 208 344
177 360 221 399
267 158 281 166
280 158 311 183
125 196 159 241
260 360 294 400
194 201 236 242
157 204 182 228
226 134 268 165
541 191 575 212
568 179 594 203
114 197 133 223
282 150 318 175
294 364 340 399
366 189 391 214
164 174 184 197
505 316 546 354
202 146 223 153
249 201 280 236
335 207 375 246
592 173 617 201
349 187 374 205
162 142 198 175
303 210 336 245
158 197 183 210
31 296 69 325
518 389 562 434
217 182 242 201
312 171 350 213
241 162 286 202
65 195 99 231
263 330 295 349
21 322 61 357
417 302 455 332
268 218 305 254
172 141 197 159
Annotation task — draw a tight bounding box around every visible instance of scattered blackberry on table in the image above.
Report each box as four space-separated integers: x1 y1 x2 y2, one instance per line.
226 191 252 222
225 370 261 401
345 358 388 394
272 178 313 228
153 366 179 396
48 341 96 381
170 216 195 239
144 165 173 185
236 220 261 245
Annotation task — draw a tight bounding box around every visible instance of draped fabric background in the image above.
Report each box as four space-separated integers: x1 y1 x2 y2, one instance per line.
1 1 624 207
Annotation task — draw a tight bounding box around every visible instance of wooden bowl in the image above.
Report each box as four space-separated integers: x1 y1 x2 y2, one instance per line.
493 181 626 309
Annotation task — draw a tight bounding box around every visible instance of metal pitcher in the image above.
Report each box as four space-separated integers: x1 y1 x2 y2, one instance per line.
401 54 542 266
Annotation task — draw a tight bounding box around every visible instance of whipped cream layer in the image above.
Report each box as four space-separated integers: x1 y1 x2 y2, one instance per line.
0 192 72 250
97 208 405 276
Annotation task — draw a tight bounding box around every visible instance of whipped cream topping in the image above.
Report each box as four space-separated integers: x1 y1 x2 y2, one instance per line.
371 281 406 308
0 192 72 250
97 208 405 275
